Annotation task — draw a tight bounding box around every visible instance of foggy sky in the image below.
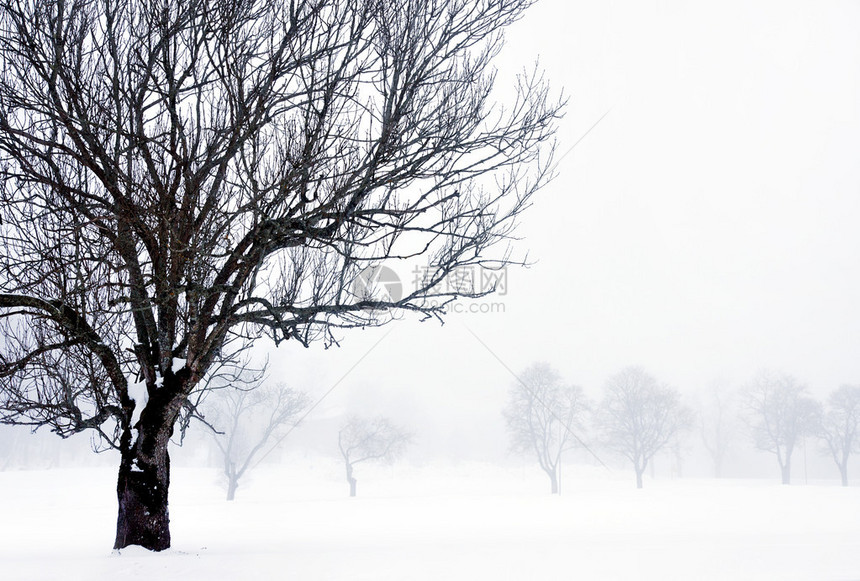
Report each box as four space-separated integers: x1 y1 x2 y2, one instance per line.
263 0 860 464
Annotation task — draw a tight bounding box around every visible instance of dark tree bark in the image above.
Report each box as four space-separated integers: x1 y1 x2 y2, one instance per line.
115 440 172 550
114 381 184 550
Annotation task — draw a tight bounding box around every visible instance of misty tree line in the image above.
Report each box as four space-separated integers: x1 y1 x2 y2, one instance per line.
206 359 858 501
3 361 853 500
734 371 858 487
504 364 860 490
201 376 410 500
503 364 691 491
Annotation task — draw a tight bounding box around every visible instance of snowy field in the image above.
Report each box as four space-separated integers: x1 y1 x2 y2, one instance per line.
1 460 858 581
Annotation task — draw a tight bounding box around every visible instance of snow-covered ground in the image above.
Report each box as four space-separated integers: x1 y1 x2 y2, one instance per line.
0 460 857 580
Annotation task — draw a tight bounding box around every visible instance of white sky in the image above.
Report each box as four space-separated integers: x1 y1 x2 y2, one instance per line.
266 0 860 459
503 0 860 387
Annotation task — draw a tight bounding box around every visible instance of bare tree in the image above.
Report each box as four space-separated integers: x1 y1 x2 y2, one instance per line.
698 381 736 478
205 381 310 500
742 371 820 485
597 367 692 489
818 384 860 486
0 0 561 550
337 415 410 497
503 362 588 494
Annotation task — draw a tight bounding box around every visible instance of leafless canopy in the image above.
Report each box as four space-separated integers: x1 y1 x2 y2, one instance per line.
0 0 560 549
206 380 310 500
503 362 588 493
697 381 736 478
817 384 860 486
0 0 559 440
742 371 820 485
597 366 692 488
338 415 410 496
338 415 410 465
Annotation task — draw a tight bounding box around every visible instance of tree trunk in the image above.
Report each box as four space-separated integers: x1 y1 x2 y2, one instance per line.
227 475 239 501
780 460 791 485
114 434 171 551
839 463 848 487
346 462 357 497
114 386 183 551
549 468 558 494
635 457 646 489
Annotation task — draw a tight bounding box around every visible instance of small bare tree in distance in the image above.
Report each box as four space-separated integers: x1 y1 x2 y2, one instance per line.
742 371 821 485
503 362 588 494
818 384 860 486
597 366 692 489
338 415 410 497
698 380 736 478
205 381 311 500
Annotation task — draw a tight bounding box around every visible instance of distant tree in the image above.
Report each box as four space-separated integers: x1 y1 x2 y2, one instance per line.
698 381 737 478
742 371 820 485
205 382 311 500
667 432 689 479
502 362 588 494
0 425 50 470
338 416 410 497
818 385 860 486
597 367 693 489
